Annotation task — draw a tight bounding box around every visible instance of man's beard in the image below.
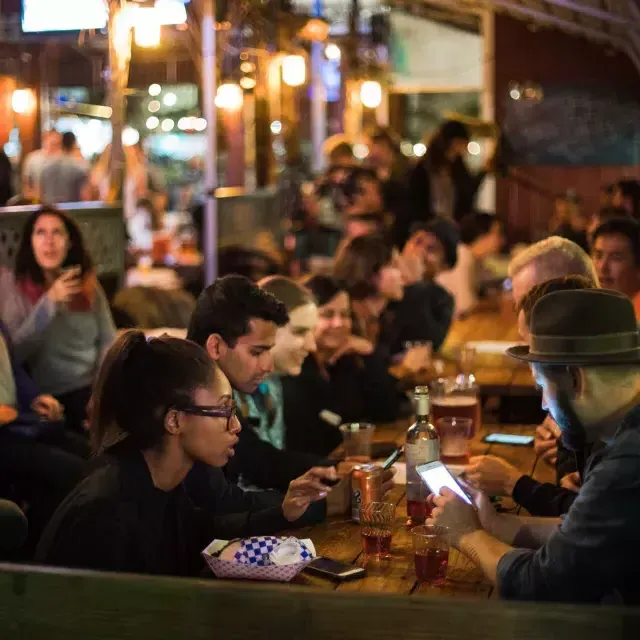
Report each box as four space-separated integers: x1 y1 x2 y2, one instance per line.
550 388 587 452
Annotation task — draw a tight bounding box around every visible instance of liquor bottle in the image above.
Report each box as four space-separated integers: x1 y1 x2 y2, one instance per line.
405 385 439 525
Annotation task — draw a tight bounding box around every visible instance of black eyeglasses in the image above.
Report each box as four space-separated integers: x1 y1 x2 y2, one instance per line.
175 403 238 431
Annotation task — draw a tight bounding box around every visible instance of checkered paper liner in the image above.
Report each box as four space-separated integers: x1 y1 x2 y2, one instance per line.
202 536 316 582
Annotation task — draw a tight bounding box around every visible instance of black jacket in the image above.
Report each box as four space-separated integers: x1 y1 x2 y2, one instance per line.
380 282 454 356
282 350 401 457
36 439 291 576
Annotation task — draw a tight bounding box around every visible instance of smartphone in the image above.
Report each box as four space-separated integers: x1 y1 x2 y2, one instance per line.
382 447 403 471
483 433 535 446
416 461 473 506
304 557 366 582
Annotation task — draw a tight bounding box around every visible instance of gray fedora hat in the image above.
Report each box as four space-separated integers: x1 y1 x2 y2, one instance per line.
507 289 640 366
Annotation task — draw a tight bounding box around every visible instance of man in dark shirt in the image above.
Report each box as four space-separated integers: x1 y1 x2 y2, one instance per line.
186 275 391 518
430 289 640 603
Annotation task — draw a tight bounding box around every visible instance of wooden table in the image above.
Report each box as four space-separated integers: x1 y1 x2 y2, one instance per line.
439 310 536 396
287 419 550 599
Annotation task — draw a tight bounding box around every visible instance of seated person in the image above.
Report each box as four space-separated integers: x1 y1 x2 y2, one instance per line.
465 275 595 517
586 206 628 247
36 331 336 575
591 217 640 320
0 207 116 431
549 192 589 253
234 276 318 453
435 211 504 317
402 217 460 282
185 276 395 513
508 235 599 479
430 289 640 603
282 275 401 457
333 234 454 358
0 499 27 560
0 321 85 553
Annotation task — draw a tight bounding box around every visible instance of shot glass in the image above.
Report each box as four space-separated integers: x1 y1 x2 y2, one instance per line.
360 502 396 557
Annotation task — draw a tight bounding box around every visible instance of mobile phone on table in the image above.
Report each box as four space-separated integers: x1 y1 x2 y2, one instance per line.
382 447 403 471
416 461 474 506
304 557 366 582
483 433 534 446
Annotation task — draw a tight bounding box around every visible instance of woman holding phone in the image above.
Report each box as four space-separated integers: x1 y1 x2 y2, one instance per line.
0 206 115 433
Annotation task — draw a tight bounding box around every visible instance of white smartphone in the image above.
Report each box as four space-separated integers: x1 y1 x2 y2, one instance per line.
416 461 474 505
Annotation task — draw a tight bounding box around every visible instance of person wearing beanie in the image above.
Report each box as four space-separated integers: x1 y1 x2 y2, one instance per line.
407 119 492 227
402 217 461 281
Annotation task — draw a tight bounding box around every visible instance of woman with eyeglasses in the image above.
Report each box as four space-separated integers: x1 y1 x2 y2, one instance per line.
282 275 401 457
35 331 336 576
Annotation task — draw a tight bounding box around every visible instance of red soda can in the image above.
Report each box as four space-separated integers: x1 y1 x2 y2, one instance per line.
351 464 383 523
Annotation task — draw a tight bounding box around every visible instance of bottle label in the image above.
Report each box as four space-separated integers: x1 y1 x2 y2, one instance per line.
405 440 439 500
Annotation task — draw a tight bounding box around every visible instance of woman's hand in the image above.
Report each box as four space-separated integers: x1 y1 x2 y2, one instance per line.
31 395 64 422
327 336 374 365
47 267 82 305
464 455 523 497
401 345 432 375
281 467 338 522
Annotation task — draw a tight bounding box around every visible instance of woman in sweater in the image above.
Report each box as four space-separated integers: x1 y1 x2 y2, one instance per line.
36 331 336 575
282 275 401 457
0 206 116 431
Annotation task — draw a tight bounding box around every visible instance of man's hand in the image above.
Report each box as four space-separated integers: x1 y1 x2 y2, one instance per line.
560 471 581 492
464 455 523 497
282 467 337 522
427 488 481 547
31 395 64 422
535 416 561 465
327 336 374 365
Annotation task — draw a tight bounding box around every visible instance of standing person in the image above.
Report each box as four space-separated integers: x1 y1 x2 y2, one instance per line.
430 289 640 604
0 207 116 431
333 234 454 358
22 130 61 200
185 275 394 512
591 217 640 319
408 120 490 224
283 275 401 457
435 212 504 318
39 132 90 204
36 331 336 575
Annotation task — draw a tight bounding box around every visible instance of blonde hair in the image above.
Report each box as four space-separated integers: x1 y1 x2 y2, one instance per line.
508 236 599 285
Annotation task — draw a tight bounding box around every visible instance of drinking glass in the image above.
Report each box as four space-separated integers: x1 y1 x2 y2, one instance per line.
431 377 480 438
360 502 396 557
458 344 477 375
412 525 450 584
340 422 375 458
437 417 473 459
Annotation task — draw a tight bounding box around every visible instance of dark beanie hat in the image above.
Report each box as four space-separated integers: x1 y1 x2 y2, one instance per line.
410 217 460 269
440 120 470 143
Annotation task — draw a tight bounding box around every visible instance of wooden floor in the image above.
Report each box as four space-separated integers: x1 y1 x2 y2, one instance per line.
278 419 554 599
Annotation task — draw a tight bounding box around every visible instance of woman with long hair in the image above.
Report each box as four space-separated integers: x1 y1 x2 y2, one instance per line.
36 331 335 575
408 120 489 224
282 275 401 457
0 206 116 430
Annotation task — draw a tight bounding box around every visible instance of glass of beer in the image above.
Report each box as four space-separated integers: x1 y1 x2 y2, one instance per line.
430 377 480 438
437 417 473 460
412 525 450 585
360 502 395 557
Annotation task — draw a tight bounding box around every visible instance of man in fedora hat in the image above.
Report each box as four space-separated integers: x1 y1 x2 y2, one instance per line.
429 288 640 603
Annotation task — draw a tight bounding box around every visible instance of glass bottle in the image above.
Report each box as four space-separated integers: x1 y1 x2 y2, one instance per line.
405 386 439 525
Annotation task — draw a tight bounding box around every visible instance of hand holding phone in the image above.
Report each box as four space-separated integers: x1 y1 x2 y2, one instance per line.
417 461 474 505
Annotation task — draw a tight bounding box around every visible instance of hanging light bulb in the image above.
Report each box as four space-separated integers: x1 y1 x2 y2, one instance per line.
360 81 382 109
282 55 306 87
215 83 243 110
133 8 161 48
11 89 35 114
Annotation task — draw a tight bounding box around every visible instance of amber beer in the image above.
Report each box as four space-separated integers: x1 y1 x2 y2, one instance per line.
431 396 480 439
